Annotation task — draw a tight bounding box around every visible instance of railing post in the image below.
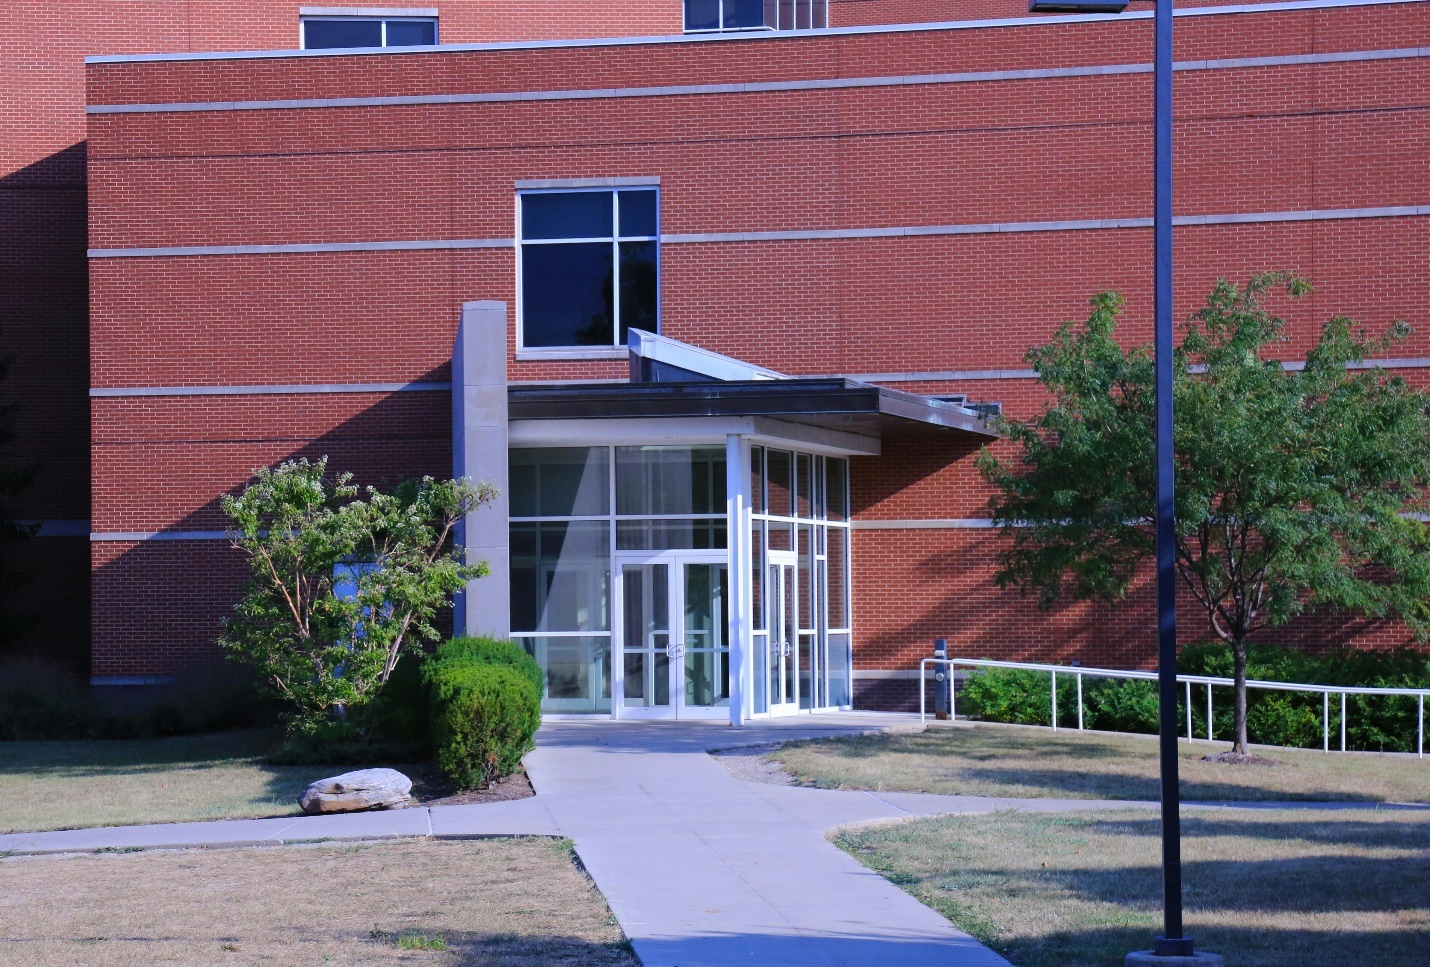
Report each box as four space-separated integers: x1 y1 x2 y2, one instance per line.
1341 691 1347 752
1185 679 1192 742
1051 670 1058 731
1206 682 1213 741
1323 691 1330 753
1077 672 1085 730
951 662 958 722
920 660 927 725
1420 694 1424 761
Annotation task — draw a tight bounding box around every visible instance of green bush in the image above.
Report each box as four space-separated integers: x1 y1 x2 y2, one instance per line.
429 636 543 695
426 662 540 790
0 660 266 742
959 645 1430 753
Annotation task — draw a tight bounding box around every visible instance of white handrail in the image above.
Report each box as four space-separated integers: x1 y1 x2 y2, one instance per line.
919 656 1430 758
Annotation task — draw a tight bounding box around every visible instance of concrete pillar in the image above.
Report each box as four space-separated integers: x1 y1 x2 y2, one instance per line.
452 300 510 639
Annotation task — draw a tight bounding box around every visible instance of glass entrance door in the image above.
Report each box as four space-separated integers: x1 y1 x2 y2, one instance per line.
767 555 798 715
617 554 730 719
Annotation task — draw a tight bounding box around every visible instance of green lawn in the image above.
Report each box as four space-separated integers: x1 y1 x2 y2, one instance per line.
0 730 402 833
771 722 1430 802
836 808 1430 967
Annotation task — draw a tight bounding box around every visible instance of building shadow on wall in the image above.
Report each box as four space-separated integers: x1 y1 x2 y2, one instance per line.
89 360 465 679
0 142 92 675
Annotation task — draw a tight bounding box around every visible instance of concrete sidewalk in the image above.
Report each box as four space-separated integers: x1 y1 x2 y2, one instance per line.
3 713 1414 966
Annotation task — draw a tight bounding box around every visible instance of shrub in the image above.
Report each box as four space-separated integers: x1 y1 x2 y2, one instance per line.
428 636 543 695
427 662 540 790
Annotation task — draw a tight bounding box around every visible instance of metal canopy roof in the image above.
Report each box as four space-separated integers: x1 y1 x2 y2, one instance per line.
507 378 998 440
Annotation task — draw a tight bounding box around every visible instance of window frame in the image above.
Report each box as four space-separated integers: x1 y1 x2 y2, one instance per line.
683 0 826 33
515 186 661 354
299 14 439 50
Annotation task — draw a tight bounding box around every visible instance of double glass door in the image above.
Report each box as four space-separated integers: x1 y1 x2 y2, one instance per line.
618 553 730 719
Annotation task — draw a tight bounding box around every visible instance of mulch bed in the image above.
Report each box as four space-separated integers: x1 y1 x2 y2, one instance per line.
412 765 536 807
1201 750 1280 766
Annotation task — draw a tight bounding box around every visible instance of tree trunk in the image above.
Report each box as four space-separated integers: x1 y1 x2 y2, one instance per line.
1232 637 1249 754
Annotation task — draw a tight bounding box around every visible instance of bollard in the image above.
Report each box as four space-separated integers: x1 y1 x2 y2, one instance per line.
933 639 951 721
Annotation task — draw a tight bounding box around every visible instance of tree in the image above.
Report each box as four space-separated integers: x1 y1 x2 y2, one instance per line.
978 274 1430 755
220 457 498 734
0 330 37 648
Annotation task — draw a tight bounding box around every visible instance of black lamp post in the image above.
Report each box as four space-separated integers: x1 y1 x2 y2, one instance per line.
1024 0 1217 962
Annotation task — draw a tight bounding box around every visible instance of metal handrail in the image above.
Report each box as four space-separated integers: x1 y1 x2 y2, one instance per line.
919 656 1429 758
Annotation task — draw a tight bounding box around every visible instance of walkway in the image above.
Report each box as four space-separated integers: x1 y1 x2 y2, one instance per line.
1 713 1412 966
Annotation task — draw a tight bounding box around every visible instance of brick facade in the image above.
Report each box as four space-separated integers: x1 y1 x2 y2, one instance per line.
4 0 1427 686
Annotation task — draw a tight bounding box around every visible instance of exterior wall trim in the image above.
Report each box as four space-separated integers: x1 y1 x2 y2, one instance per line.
852 519 998 529
298 7 441 15
84 0 1422 65
90 381 452 398
853 356 1430 383
90 530 231 542
88 205 1429 261
85 46 1428 114
16 520 92 537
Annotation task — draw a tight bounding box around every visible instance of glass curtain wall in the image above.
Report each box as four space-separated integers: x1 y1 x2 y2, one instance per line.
510 445 726 713
749 446 852 714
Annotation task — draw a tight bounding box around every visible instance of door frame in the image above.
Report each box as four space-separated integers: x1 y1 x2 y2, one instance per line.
765 550 800 717
612 549 730 720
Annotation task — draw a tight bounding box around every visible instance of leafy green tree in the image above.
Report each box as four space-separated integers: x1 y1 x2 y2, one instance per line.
978 274 1430 754
221 457 497 733
0 331 37 648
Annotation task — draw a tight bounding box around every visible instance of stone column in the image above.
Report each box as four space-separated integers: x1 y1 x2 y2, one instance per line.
452 300 510 639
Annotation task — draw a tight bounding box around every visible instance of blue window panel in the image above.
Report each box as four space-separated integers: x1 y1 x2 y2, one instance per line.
685 0 720 30
303 19 382 49
522 192 614 241
618 240 658 342
522 243 615 347
725 0 767 28
384 19 436 46
618 189 658 238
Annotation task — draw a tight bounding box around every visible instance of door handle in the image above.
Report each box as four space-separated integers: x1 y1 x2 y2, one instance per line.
666 642 685 659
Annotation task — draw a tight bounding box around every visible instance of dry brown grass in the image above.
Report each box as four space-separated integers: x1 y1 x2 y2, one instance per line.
0 838 637 966
772 722 1430 802
0 731 416 833
836 808 1430 967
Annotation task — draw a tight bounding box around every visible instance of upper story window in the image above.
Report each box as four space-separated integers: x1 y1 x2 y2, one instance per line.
301 14 438 49
518 188 659 351
684 0 826 32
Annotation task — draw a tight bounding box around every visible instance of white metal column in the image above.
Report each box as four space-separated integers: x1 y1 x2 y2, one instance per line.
726 433 752 725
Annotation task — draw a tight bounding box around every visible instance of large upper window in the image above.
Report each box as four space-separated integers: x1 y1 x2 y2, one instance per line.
518 188 659 350
684 0 826 32
301 15 437 49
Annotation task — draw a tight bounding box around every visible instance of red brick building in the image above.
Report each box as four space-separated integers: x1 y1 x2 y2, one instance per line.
5 0 1428 717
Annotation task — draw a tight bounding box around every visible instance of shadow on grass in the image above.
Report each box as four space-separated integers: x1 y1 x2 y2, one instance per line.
949 764 1385 803
380 931 637 967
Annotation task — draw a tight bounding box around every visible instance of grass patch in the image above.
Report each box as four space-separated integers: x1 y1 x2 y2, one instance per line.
0 838 636 966
836 808 1430 967
772 723 1430 802
0 730 420 833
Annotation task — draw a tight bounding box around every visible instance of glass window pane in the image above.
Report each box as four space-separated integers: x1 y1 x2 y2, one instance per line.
616 519 727 551
518 636 611 712
618 240 659 343
616 445 726 516
522 242 614 347
522 191 613 241
798 524 814 630
751 521 765 631
826 526 848 628
825 457 848 522
509 447 610 518
384 19 436 46
796 453 812 519
618 190 658 237
510 521 610 632
685 0 720 29
812 0 827 28
767 449 792 518
303 19 382 48
767 520 792 552
726 0 766 27
827 632 851 707
750 446 765 515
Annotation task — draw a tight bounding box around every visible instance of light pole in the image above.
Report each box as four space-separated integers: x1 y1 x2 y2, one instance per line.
1024 0 1219 963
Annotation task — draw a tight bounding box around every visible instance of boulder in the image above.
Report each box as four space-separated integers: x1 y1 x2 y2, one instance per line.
299 768 413 815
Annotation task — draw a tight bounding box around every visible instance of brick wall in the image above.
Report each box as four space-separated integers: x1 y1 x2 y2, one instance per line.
81 2 1430 678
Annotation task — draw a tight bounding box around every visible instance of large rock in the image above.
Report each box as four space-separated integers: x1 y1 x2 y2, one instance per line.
299 768 413 815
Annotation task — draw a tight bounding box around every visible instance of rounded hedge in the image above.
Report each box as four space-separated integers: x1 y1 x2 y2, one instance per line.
428 662 540 790
428 636 543 695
